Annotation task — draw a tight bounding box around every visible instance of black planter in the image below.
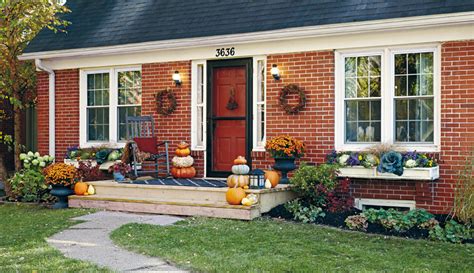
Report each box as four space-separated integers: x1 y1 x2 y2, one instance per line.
50 185 74 209
273 156 296 184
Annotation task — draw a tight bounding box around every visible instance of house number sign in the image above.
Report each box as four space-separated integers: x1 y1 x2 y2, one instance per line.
215 47 235 57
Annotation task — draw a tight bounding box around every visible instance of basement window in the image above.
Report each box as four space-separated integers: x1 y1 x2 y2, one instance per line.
354 198 416 211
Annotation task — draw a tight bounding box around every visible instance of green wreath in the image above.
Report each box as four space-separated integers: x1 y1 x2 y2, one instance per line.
279 84 306 114
155 88 177 116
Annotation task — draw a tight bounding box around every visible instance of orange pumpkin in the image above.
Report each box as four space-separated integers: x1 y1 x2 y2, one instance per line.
171 167 196 178
226 187 246 205
264 170 280 188
177 142 189 150
227 174 249 188
175 148 191 157
74 182 88 195
233 156 247 165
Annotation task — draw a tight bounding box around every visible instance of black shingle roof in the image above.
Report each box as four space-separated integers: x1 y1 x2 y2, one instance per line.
24 0 474 54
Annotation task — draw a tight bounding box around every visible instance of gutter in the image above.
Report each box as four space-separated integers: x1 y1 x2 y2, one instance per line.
19 11 474 61
34 59 55 158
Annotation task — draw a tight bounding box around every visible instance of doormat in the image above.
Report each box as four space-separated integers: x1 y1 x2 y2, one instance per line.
127 178 227 188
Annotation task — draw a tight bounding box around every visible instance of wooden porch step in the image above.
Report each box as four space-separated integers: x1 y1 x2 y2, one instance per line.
68 181 297 220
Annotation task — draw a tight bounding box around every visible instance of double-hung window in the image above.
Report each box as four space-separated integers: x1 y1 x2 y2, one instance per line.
335 46 439 152
80 67 142 147
191 61 206 150
253 56 266 150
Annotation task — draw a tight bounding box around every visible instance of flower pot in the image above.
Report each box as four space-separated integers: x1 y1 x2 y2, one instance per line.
272 156 296 184
50 184 74 209
113 171 125 182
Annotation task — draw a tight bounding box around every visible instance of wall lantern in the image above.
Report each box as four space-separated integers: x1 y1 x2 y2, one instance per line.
172 71 182 86
249 169 265 189
271 64 280 80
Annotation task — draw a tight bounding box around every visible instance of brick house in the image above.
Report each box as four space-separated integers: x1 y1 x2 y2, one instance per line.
20 1 474 214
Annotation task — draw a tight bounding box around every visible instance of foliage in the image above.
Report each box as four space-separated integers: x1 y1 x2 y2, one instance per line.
285 199 325 223
0 204 105 271
326 178 353 212
345 214 368 231
109 162 131 175
452 147 474 225
76 161 109 182
362 208 437 232
377 151 404 176
66 145 123 163
8 169 50 202
19 151 54 170
43 163 79 186
111 217 474 272
429 220 472 244
327 149 437 171
0 0 70 170
265 135 305 158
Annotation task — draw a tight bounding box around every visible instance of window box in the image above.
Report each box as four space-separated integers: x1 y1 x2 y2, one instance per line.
64 159 116 171
338 165 439 181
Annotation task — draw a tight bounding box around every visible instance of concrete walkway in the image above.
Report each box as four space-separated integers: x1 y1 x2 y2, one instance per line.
47 211 186 272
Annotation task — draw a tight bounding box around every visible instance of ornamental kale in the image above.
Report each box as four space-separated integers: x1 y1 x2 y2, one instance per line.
377 151 404 176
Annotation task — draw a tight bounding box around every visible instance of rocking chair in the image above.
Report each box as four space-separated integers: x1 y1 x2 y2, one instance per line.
126 116 170 178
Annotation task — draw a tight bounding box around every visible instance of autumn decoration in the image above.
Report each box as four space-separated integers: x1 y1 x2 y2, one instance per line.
171 142 196 178
225 156 257 206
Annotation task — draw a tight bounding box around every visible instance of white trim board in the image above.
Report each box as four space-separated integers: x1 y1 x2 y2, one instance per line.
24 17 474 70
354 198 416 210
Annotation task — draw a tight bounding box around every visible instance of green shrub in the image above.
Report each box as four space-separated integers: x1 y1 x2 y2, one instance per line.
429 220 472 244
8 169 49 202
362 208 436 232
345 215 368 231
290 163 339 206
285 199 325 223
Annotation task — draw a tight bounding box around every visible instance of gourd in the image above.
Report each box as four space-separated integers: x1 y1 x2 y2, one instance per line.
241 193 258 206
74 182 88 195
231 164 250 175
227 174 249 188
226 187 246 205
171 167 196 178
233 156 247 165
87 185 95 195
172 156 194 168
175 142 191 157
265 179 272 189
264 170 280 188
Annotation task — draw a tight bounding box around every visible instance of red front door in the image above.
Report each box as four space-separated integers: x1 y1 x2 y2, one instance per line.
211 66 247 173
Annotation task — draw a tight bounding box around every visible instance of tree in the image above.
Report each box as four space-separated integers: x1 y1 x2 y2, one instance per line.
0 0 69 171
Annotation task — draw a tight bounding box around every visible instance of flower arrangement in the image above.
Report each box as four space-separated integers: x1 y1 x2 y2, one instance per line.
265 135 305 158
66 146 123 164
109 162 131 175
43 163 79 187
327 150 437 169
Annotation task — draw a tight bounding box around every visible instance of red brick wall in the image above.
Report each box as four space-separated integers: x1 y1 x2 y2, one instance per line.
34 40 474 214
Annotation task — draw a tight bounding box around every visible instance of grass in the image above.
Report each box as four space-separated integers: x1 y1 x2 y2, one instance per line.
111 217 474 272
0 203 107 272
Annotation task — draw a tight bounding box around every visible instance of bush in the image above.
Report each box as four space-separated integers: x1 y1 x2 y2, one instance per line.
362 208 436 232
19 151 54 171
345 215 368 231
8 169 50 202
429 220 472 244
77 161 109 181
291 163 339 206
285 199 325 223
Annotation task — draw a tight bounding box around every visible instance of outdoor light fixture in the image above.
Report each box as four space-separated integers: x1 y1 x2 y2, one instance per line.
271 64 280 80
172 71 182 86
249 169 265 189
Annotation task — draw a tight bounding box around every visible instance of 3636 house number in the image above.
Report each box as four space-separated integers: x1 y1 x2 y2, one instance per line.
215 47 235 57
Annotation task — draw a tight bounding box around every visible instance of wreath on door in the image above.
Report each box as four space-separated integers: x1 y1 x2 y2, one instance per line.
155 87 177 116
279 84 306 114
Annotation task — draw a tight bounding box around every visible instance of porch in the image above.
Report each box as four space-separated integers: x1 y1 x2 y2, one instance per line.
69 179 297 220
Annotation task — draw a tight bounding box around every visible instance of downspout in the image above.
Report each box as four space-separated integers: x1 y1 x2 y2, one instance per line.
34 59 55 159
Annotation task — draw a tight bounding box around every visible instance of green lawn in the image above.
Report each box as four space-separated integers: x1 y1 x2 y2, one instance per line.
111 217 474 273
0 203 107 272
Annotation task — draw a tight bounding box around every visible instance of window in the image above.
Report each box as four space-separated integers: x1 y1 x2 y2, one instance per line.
335 46 439 152
80 67 142 147
191 61 206 150
253 56 266 150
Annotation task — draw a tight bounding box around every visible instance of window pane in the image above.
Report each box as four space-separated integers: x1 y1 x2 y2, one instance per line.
346 101 357 121
369 56 381 76
87 73 109 106
395 76 407 96
408 53 420 74
395 121 408 142
197 106 203 146
117 106 141 140
421 121 434 142
370 77 381 97
395 99 408 120
118 71 141 105
371 100 381 120
345 100 381 143
345 57 356 77
87 108 109 141
257 104 265 146
358 101 370 121
421 53 433 74
357 56 369 77
197 65 204 104
395 98 434 143
345 78 356 98
420 74 433 95
408 75 419 96
346 122 357 142
395 54 407 74
357 77 368 97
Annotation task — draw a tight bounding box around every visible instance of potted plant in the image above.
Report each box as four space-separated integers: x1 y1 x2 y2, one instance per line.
43 163 79 209
109 162 131 182
265 135 305 184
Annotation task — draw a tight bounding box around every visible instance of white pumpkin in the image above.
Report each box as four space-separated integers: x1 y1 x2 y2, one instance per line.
265 179 272 189
231 164 250 175
87 185 95 195
172 156 194 168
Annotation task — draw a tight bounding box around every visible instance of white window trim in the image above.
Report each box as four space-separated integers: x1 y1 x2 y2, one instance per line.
252 56 267 151
191 60 207 151
79 66 141 148
335 44 440 152
354 198 416 211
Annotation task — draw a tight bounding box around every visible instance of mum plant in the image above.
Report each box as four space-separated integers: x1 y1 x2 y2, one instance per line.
265 135 305 158
43 163 79 187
